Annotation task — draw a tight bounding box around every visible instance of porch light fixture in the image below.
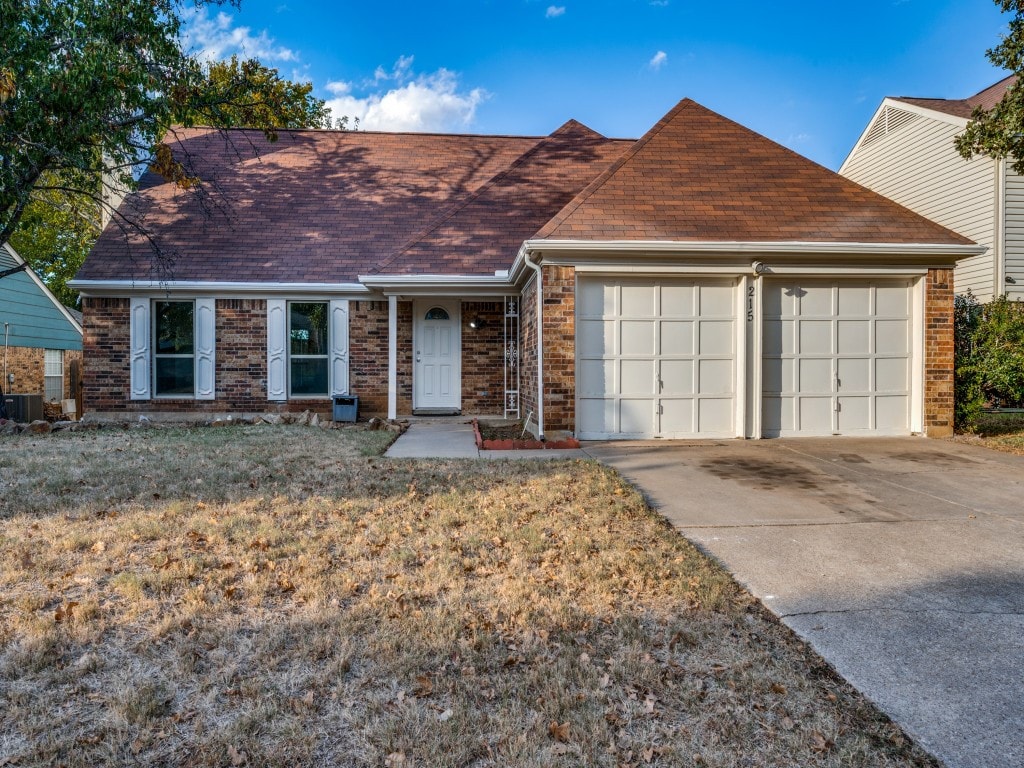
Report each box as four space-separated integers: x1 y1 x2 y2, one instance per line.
469 315 487 330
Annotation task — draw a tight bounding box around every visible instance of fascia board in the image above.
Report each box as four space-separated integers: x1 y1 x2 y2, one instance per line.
523 239 984 258
67 279 374 299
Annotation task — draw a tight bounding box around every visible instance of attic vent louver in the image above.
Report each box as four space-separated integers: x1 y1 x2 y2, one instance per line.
861 105 921 148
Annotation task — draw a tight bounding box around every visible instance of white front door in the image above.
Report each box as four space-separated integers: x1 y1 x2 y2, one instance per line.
413 300 461 411
576 277 738 439
761 280 912 436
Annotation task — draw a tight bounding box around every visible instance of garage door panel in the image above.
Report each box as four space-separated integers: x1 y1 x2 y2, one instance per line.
762 319 794 355
621 321 656 355
838 396 871 431
800 320 832 354
622 285 656 317
799 358 832 391
579 319 614 356
578 280 616 317
838 357 871 391
660 359 694 395
876 285 909 315
876 396 909 429
620 399 655 434
578 359 614 396
699 321 734 354
661 321 694 355
698 284 735 316
621 360 656 395
699 359 733 394
838 320 871 353
800 285 834 315
660 399 694 434
876 320 909 354
577 277 737 439
698 398 733 433
875 357 909 391
763 281 912 437
661 285 695 315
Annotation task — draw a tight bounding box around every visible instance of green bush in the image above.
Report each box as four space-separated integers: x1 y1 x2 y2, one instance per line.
954 292 1024 431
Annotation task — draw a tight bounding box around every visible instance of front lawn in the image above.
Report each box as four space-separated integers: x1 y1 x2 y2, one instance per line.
954 411 1024 455
0 426 936 767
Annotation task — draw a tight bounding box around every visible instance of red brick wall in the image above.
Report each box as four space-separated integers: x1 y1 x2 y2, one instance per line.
924 268 955 437
520 276 538 428
461 301 506 414
348 300 413 416
1 346 81 402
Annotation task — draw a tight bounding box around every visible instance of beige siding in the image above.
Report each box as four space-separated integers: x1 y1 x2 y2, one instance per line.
843 113 996 300
1002 166 1024 298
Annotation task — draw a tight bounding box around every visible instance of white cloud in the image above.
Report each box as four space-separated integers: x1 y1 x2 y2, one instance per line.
181 8 297 63
324 58 487 132
649 51 668 70
649 0 670 6
546 5 566 18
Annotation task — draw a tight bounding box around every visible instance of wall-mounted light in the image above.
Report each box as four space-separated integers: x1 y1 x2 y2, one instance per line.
1007 275 1017 284
469 316 487 330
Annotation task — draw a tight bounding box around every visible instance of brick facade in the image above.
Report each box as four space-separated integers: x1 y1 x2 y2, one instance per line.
82 297 506 418
2 346 81 402
924 267 955 437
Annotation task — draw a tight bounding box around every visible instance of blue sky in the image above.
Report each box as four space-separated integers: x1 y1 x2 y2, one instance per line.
183 0 1011 170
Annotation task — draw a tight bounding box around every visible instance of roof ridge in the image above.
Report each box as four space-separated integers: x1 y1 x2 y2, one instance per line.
168 124 553 141
371 121 621 274
533 98 695 239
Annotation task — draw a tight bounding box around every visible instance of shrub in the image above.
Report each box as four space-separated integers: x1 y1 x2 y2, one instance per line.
955 292 1024 431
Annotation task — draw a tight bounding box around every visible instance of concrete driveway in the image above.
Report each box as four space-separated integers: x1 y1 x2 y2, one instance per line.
584 437 1024 768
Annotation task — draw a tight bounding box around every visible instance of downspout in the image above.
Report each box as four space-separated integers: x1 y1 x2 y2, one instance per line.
523 252 545 441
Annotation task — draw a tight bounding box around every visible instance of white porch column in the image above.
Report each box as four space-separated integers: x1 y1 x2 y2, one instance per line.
388 295 397 420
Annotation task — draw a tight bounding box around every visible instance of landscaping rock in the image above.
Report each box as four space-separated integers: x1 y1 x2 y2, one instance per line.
27 420 52 434
367 417 383 431
309 413 320 428
51 421 77 431
261 413 282 425
0 421 21 435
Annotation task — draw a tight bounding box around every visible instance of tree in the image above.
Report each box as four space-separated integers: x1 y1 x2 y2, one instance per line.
1 0 339 303
956 1 1024 172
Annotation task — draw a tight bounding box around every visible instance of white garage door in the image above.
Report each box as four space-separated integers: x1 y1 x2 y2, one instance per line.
577 277 738 439
762 281 912 437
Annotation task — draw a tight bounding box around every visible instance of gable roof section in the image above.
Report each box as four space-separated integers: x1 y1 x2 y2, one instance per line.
891 74 1017 120
370 121 633 276
78 128 546 283
535 99 972 245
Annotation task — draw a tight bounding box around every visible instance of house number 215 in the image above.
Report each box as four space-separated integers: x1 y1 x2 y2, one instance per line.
746 285 755 322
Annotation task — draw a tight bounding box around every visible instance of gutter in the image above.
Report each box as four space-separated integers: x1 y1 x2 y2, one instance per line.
522 252 544 441
520 239 985 258
67 279 373 298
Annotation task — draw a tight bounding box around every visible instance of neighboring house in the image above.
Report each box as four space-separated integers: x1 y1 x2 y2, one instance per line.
1 242 83 407
70 99 981 439
841 75 1024 302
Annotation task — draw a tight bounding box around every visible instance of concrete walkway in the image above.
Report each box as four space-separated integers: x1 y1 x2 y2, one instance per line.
384 419 587 460
585 437 1024 768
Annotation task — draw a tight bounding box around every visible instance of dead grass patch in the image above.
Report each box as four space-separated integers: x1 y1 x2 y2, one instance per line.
0 427 937 767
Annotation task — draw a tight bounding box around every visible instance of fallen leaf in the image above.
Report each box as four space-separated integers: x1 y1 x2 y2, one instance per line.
228 745 246 766
809 731 832 753
91 541 106 554
780 716 795 731
413 675 433 697
54 601 79 623
548 720 570 743
384 752 406 767
438 708 453 722
770 683 787 695
20 551 33 569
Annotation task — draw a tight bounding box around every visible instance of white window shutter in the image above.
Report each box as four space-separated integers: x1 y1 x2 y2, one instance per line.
330 299 350 396
266 299 287 400
194 298 216 400
129 298 151 400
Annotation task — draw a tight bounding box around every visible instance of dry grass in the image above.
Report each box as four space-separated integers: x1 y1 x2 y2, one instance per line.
0 426 937 767
954 412 1024 455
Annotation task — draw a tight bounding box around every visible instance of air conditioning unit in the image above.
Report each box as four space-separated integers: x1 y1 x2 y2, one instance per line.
3 394 44 423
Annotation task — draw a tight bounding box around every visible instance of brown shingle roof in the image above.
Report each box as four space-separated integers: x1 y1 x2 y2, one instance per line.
891 74 1017 119
371 120 632 276
535 99 972 244
80 127 546 282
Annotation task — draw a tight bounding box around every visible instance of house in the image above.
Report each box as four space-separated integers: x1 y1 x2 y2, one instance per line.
841 75 1024 302
1 242 83 414
69 99 981 439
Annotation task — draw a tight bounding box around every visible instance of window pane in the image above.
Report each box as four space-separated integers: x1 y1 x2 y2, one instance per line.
290 303 328 355
425 307 450 320
44 349 63 377
44 376 62 402
155 357 195 396
155 302 194 354
291 358 328 396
